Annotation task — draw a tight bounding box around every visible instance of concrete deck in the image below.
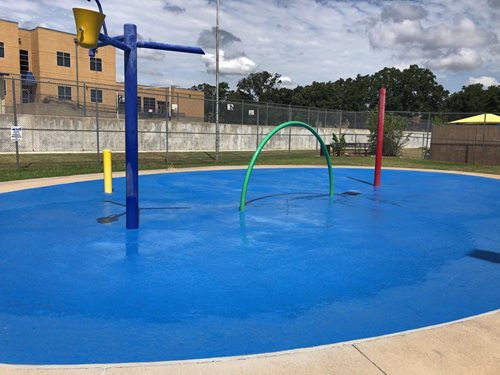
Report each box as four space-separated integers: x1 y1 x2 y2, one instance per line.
1 167 499 374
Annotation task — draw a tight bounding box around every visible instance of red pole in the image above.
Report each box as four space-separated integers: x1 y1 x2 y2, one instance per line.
374 87 386 187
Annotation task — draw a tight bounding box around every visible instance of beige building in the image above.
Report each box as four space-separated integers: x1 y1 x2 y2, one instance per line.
0 19 204 120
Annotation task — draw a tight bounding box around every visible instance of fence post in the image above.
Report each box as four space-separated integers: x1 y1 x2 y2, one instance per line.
472 119 479 164
339 110 343 134
309 108 317 151
288 105 292 153
256 105 260 149
165 89 169 162
241 100 244 125
74 38 80 109
95 88 100 161
425 112 431 159
481 113 486 164
11 78 20 169
421 112 428 158
266 102 269 125
83 82 87 116
212 95 216 123
176 92 179 120
115 92 119 119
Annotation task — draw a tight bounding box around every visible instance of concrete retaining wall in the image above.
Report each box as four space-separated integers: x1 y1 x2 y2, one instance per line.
0 114 428 153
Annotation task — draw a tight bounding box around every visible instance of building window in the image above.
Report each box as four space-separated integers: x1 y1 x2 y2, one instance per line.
90 57 102 71
90 88 103 103
0 42 4 58
157 101 166 114
22 87 36 103
143 97 156 112
1 79 7 97
57 51 71 67
19 50 29 73
117 94 125 112
137 96 142 112
58 86 72 101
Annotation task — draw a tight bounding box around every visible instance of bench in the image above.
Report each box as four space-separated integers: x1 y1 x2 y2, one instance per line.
343 142 370 155
323 142 370 156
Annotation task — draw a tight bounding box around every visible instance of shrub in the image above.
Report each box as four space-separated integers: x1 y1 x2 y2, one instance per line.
330 132 346 156
368 112 410 156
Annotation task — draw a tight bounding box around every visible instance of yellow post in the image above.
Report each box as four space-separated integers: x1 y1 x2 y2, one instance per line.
103 149 112 194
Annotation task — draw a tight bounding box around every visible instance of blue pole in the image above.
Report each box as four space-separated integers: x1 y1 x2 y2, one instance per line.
92 12 203 229
124 24 139 229
137 41 204 55
97 34 129 51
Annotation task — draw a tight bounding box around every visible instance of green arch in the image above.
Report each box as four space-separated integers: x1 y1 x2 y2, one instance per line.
239 121 334 211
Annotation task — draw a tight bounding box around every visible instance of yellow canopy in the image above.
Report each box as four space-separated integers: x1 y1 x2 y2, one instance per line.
449 113 500 124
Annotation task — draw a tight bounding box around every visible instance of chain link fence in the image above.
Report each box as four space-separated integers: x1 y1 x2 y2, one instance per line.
1 75 499 170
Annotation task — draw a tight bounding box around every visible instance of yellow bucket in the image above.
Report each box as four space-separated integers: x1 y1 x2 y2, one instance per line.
73 8 106 49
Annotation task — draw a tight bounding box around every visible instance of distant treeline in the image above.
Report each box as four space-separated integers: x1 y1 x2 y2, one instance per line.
193 65 500 113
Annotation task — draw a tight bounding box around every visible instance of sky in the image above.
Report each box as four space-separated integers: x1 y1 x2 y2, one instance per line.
1 0 499 93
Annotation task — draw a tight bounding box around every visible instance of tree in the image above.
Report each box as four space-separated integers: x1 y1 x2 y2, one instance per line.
339 75 374 110
289 81 341 108
268 65 447 112
367 112 410 156
485 85 500 112
191 82 232 122
266 87 297 104
193 64 452 114
399 65 448 111
445 84 500 113
235 71 282 101
371 65 448 112
191 82 231 100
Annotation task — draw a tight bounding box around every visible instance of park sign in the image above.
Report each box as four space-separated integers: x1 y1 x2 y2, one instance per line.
11 126 22 142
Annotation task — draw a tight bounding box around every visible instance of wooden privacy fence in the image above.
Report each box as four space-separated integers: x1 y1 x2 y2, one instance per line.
431 125 500 165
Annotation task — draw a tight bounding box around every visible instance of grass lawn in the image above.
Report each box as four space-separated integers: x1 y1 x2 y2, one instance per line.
0 149 499 182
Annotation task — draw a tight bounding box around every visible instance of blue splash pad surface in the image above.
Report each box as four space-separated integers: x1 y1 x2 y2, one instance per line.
0 168 499 365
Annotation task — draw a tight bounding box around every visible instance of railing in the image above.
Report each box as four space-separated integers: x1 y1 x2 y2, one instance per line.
1 75 499 166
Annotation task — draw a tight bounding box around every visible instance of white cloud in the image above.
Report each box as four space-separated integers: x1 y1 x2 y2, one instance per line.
381 2 428 22
0 0 498 92
369 19 425 49
488 0 500 8
491 45 500 55
149 77 176 87
138 49 166 62
426 48 482 71
197 27 242 50
368 3 498 75
278 76 298 89
467 76 499 87
202 50 257 75
425 19 497 50
392 63 411 71
369 17 497 51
